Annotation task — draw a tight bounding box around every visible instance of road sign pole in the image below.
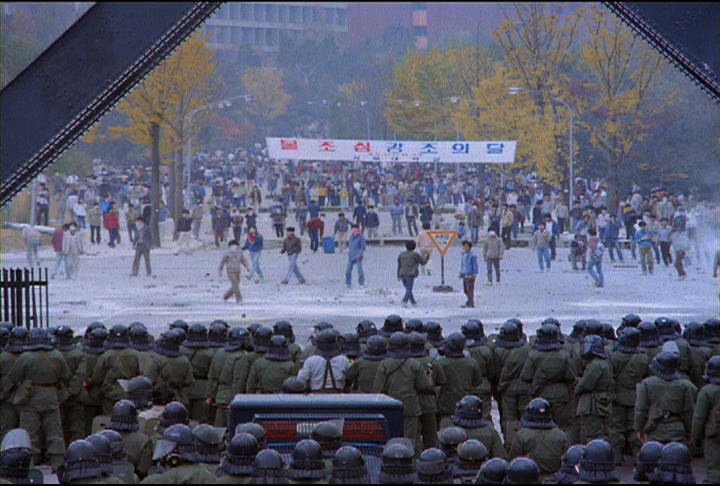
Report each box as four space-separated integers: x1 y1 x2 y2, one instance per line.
433 254 453 292
427 229 458 293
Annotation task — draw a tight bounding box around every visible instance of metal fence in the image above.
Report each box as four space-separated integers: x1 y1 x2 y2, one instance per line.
1 267 49 328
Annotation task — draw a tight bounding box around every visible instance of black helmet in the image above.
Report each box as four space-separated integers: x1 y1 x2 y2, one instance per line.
221 432 259 476
364 334 387 361
311 421 343 457
129 322 151 351
475 457 508 484
315 329 342 358
381 314 403 337
235 423 267 450
408 331 428 358
620 313 642 330
251 449 287 483
247 322 262 337
25 327 54 351
155 329 182 357
282 376 309 394
97 429 126 463
378 438 416 484
451 395 486 428
416 448 451 484
655 317 679 341
126 376 153 410
341 332 362 359
1 428 32 454
633 441 663 482
158 401 189 434
638 321 661 348
437 426 468 459
650 351 681 381
183 323 209 348
535 324 561 351
84 321 106 340
617 327 641 353
355 320 377 343
425 321 444 348
331 445 370 484
153 423 199 463
578 439 618 483
250 326 272 353
62 440 102 482
704 318 720 344
704 355 720 385
442 332 466 358
522 397 556 429
226 326 252 352
496 320 523 348
54 325 76 351
169 319 189 334
109 399 139 432
0 321 14 332
313 321 335 334
461 320 480 340
387 331 410 358
287 439 326 481
404 318 424 334
192 424 225 464
683 321 706 347
5 326 28 353
505 457 540 484
582 334 607 359
85 434 113 474
265 335 292 361
273 320 296 343
208 322 228 347
85 327 108 354
106 324 130 349
650 442 695 484
454 439 488 478
585 320 604 340
0 449 31 483
601 323 616 341
556 444 584 484
0 327 9 350
568 319 587 343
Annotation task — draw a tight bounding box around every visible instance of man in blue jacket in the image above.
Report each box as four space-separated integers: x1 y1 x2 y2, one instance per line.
602 213 624 262
459 240 479 308
242 225 264 282
346 225 367 288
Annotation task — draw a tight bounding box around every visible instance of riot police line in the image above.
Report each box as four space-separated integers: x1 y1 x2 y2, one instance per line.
0 315 718 484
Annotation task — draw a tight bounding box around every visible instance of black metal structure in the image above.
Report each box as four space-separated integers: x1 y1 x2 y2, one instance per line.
1 267 49 329
0 2 222 207
603 2 720 104
0 2 716 207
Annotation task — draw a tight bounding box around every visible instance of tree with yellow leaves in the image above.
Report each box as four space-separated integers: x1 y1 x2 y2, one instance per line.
240 67 292 139
108 31 217 243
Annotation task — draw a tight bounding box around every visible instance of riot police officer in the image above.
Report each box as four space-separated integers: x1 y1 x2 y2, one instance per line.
1 326 27 438
215 432 259 484
450 395 506 459
436 332 481 429
246 335 299 394
574 334 613 443
107 399 153 479
56 325 87 444
140 424 216 484
92 324 141 415
145 330 194 408
415 448 452 485
181 323 215 423
287 439 327 483
691 355 720 482
345 335 386 393
207 327 250 427
273 320 302 363
329 446 370 484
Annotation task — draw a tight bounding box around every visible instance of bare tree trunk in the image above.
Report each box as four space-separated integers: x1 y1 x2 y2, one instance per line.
150 122 161 248
173 149 184 241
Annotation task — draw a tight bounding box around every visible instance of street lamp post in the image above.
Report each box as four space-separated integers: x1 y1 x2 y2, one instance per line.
336 101 371 140
184 94 251 198
508 87 574 207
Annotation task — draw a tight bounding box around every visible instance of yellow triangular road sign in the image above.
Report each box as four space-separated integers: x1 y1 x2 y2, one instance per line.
426 230 458 256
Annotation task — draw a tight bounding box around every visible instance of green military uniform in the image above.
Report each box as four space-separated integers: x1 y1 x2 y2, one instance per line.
58 343 87 444
459 425 506 459
414 347 447 451
8 342 71 467
93 347 142 415
207 348 249 427
467 342 495 421
181 344 215 424
575 354 613 443
246 356 299 393
608 347 649 463
82 345 105 436
0 348 22 438
345 357 383 393
66 476 126 484
140 463 217 484
688 344 713 389
117 430 153 480
692 382 720 482
135 348 156 376
509 427 569 475
144 353 195 408
372 351 434 457
495 342 531 449
436 355 482 428
635 375 697 443
520 347 577 433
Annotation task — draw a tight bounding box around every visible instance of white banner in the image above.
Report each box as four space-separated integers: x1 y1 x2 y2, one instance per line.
266 138 516 164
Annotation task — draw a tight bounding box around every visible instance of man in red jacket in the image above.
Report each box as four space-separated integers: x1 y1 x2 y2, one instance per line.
51 224 70 279
305 213 325 253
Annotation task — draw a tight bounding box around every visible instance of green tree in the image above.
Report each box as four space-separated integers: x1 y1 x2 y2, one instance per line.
240 67 292 139
579 4 664 212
